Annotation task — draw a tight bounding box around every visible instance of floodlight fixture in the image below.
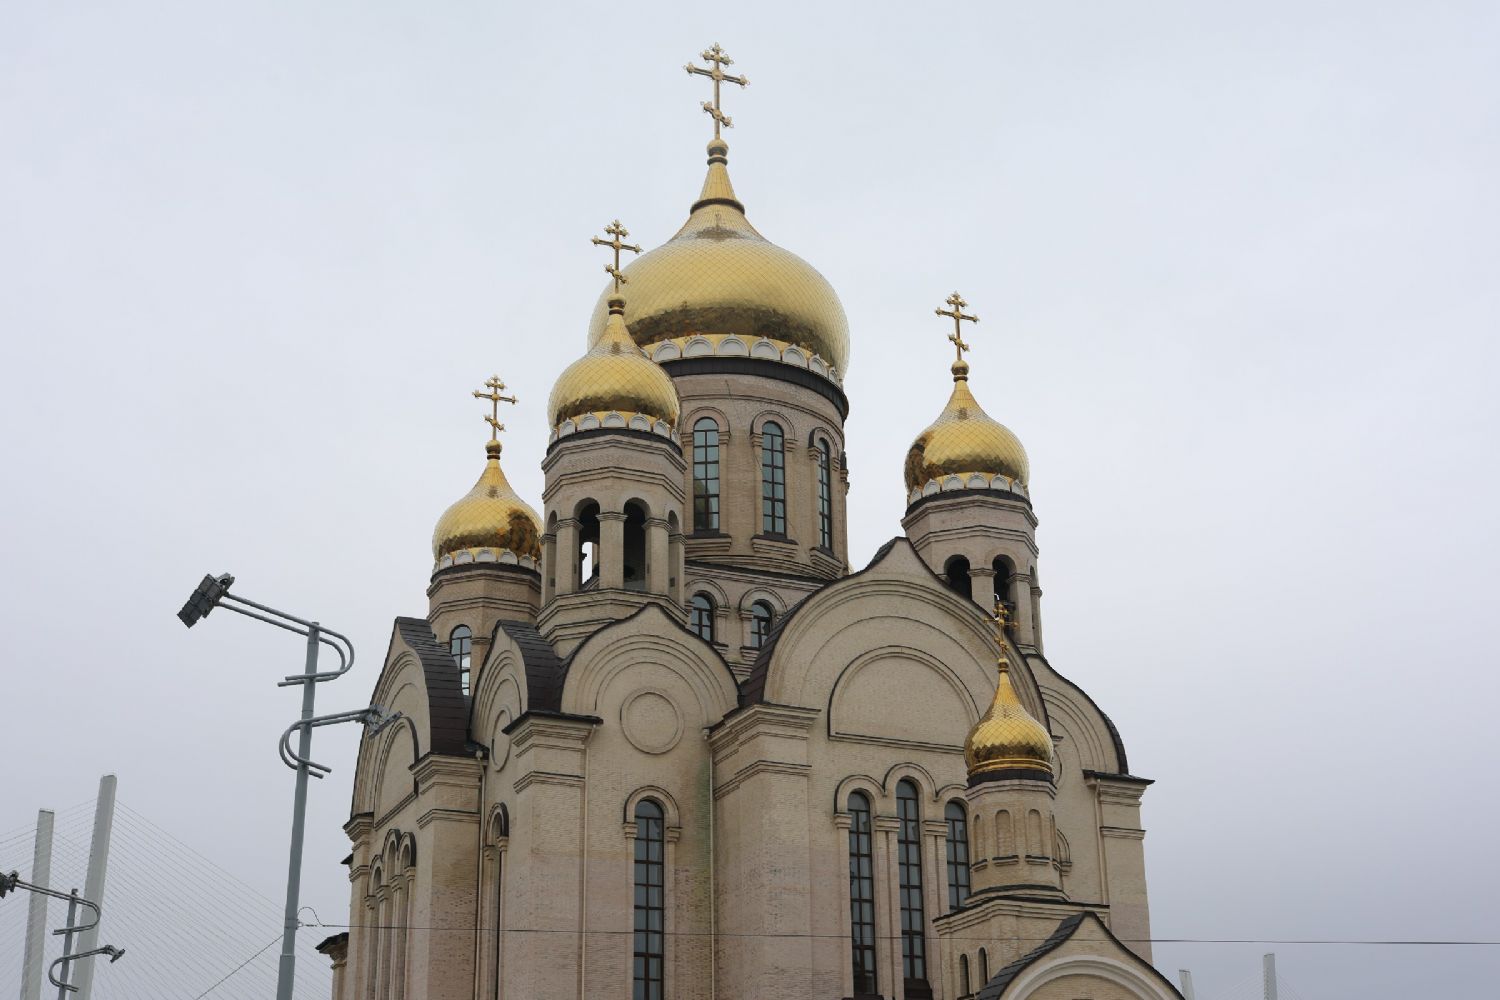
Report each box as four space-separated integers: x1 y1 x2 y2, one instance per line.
177 573 234 627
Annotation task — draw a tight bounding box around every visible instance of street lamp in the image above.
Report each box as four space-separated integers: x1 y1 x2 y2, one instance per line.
177 572 393 1000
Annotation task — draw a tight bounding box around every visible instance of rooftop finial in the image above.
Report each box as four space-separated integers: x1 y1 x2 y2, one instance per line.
686 43 748 139
472 375 518 454
591 220 642 297
936 291 979 380
991 598 1016 673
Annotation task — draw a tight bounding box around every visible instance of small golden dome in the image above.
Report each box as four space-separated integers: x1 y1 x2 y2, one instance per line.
965 652 1054 781
432 440 542 561
905 360 1029 492
548 297 681 427
584 139 851 373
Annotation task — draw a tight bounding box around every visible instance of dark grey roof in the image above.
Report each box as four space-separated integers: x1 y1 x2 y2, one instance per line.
975 912 1184 1000
976 914 1084 999
491 619 566 713
1029 652 1131 774
393 617 469 756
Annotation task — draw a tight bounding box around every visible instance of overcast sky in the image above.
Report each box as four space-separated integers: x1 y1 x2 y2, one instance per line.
2 3 1497 998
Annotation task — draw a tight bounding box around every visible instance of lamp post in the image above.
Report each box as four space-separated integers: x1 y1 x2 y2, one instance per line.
178 573 395 1000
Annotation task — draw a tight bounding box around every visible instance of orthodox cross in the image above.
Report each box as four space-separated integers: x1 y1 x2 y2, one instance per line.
685 43 748 137
473 375 517 442
591 220 642 293
991 599 1015 670
936 291 979 362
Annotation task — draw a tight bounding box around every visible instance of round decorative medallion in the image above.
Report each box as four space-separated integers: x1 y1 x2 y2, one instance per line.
621 691 682 755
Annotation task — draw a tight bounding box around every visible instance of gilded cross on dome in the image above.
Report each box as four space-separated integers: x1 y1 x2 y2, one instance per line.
685 43 748 138
473 375 518 443
991 599 1016 668
936 291 979 362
591 220 642 294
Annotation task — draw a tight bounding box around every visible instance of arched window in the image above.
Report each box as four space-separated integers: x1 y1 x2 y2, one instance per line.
760 421 786 535
692 418 721 532
449 625 473 696
632 799 665 1000
623 501 648 591
978 948 989 987
690 593 715 643
960 954 971 996
944 555 972 600
749 600 774 649
993 556 1016 615
815 436 833 550
944 801 971 911
896 780 928 992
577 501 601 587
847 791 877 997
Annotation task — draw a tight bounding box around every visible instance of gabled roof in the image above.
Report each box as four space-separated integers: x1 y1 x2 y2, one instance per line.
393 617 469 756
490 619 566 713
975 912 1184 999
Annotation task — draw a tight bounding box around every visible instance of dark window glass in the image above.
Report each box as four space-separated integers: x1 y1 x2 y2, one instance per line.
816 438 833 549
847 792 878 996
979 948 989 985
960 954 971 996
944 801 971 911
632 800 665 1000
749 601 773 649
896 780 928 986
692 418 721 532
760 422 786 535
450 625 473 696
690 593 715 643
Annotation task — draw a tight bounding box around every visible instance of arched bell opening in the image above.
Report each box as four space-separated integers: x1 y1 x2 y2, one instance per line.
943 555 973 600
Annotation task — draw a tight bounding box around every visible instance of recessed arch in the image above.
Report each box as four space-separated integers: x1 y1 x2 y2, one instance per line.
623 784 683 828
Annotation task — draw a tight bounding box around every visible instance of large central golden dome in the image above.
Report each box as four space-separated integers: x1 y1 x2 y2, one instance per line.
585 139 850 374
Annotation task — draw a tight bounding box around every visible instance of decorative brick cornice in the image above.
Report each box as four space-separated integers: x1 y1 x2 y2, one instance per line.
713 759 810 799
512 770 587 794
1100 825 1146 841
417 806 480 830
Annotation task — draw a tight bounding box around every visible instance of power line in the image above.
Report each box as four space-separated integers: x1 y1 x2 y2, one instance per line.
190 934 284 1000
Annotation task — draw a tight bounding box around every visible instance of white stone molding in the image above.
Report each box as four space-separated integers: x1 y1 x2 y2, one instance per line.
1006 953 1180 999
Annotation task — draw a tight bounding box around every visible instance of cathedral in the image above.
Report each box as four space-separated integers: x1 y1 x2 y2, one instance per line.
319 45 1184 1000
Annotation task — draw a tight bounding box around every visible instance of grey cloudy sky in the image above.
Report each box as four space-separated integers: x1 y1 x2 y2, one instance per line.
2 2 1496 997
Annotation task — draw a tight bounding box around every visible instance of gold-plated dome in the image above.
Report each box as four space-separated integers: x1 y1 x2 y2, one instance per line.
905 359 1030 492
584 139 851 373
549 296 681 427
432 440 542 561
965 645 1054 781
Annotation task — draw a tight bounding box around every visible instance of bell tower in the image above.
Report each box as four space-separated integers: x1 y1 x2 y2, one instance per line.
537 223 687 656
902 294 1045 651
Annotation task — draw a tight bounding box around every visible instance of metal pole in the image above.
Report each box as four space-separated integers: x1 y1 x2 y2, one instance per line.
1263 952 1277 1000
1178 969 1196 1000
55 891 79 1000
20 810 54 1000
72 776 116 1000
276 624 320 1000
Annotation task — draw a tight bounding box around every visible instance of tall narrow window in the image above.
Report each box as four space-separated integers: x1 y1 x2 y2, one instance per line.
760 421 786 535
690 593 715 643
692 418 720 532
815 437 833 549
979 948 989 985
944 801 971 911
632 800 665 1000
847 791 877 997
449 625 473 696
896 780 929 993
960 954 971 996
749 600 774 649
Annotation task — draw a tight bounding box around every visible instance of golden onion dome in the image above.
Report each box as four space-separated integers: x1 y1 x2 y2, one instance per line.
432 440 542 562
548 296 681 427
965 650 1054 782
905 359 1029 493
584 138 850 374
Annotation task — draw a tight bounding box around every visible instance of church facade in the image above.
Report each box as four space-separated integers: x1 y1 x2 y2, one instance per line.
320 47 1184 1000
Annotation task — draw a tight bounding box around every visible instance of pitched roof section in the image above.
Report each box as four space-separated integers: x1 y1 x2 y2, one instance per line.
975 912 1185 1000
491 619 566 713
393 616 469 756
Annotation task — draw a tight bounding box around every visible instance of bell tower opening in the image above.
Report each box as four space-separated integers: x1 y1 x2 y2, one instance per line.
576 501 600 588
623 501 648 591
943 555 972 600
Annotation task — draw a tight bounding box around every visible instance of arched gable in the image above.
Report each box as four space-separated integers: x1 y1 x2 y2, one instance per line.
744 538 1051 744
1031 653 1129 775
559 604 738 724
